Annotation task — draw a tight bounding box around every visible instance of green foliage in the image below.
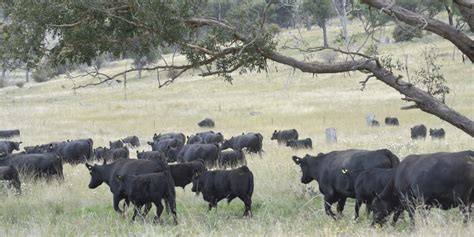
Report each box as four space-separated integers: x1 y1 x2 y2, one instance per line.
1 1 276 83
364 44 379 57
413 47 449 103
392 24 422 42
398 0 444 16
350 4 391 32
301 0 332 28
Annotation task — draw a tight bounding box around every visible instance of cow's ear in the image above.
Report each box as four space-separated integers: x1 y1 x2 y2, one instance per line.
85 163 93 170
292 156 302 165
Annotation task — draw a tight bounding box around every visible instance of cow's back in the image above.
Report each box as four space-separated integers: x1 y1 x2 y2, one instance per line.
395 151 474 197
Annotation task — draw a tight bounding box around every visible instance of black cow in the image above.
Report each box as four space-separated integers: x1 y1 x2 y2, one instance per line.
187 131 223 144
218 149 246 169
186 135 203 144
94 147 110 161
370 120 380 127
169 159 206 188
286 138 312 150
48 138 93 165
0 141 22 154
117 170 177 224
148 138 183 152
109 147 129 161
174 144 219 168
271 129 299 144
429 128 445 139
0 152 63 180
410 124 427 139
344 168 396 220
198 118 215 128
199 131 224 144
222 133 263 155
384 117 399 126
192 166 254 217
0 129 20 138
85 159 167 213
24 145 48 154
153 132 186 145
0 165 21 194
292 149 400 219
122 136 140 147
109 140 124 149
372 151 474 226
136 151 167 162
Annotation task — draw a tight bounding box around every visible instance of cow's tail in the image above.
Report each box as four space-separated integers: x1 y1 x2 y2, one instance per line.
384 149 400 168
56 155 64 180
247 167 254 197
255 133 264 157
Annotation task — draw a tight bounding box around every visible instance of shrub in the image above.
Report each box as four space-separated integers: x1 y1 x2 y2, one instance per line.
393 24 422 42
32 67 53 83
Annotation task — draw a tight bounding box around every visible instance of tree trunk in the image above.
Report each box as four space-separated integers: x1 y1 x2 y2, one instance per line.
444 1 454 26
263 51 474 136
361 0 474 62
322 20 329 48
454 0 474 32
0 68 5 88
25 67 30 83
333 0 349 48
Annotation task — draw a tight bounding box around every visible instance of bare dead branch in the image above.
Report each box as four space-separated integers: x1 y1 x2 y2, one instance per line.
359 74 375 91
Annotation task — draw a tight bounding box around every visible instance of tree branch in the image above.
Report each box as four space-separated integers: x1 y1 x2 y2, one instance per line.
361 0 474 62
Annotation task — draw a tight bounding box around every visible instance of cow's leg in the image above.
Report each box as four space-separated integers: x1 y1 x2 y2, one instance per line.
227 194 237 204
336 197 346 216
323 194 337 220
391 206 403 226
239 195 252 217
354 198 361 220
365 198 373 216
406 203 416 227
113 194 123 213
132 206 140 222
153 200 164 224
142 203 152 218
458 194 471 223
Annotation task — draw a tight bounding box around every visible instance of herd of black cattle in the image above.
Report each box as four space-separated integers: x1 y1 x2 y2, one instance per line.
0 117 472 227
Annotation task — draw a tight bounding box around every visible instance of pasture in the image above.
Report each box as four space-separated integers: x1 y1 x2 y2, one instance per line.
0 22 473 236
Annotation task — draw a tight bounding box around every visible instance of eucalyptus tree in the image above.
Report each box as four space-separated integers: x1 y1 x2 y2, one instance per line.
1 0 473 136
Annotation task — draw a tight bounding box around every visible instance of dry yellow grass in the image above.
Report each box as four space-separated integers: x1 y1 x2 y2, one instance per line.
0 19 473 236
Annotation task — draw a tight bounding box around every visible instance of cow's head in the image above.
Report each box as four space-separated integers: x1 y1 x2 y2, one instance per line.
85 163 105 189
371 195 396 226
12 141 22 151
292 154 318 184
221 138 233 150
270 130 278 140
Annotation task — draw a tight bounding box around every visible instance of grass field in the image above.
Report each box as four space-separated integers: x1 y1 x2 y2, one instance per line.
0 18 473 236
